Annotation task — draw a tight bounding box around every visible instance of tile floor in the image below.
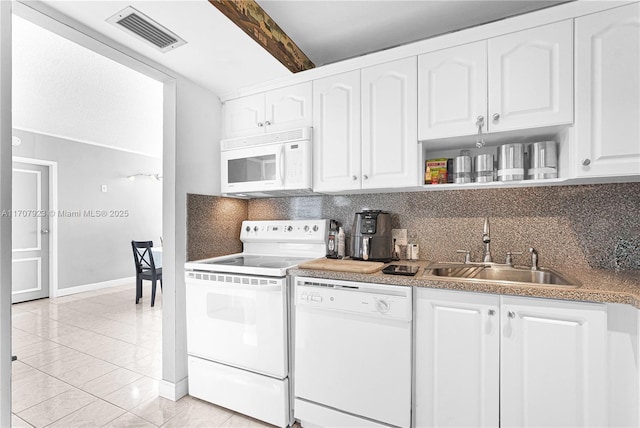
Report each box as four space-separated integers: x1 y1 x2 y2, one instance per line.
11 282 274 427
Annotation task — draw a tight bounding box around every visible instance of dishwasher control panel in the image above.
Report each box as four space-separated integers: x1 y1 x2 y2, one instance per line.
294 277 412 321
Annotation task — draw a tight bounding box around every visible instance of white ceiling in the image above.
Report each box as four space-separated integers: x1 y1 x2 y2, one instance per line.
257 0 569 66
32 0 568 99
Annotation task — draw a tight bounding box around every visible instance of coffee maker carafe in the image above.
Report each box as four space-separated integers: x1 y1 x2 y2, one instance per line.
351 210 393 262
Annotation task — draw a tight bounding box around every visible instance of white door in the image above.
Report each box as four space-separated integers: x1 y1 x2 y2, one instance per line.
362 57 419 189
488 20 573 132
312 70 362 192
414 288 499 428
265 82 313 133
500 296 607 428
222 93 265 138
418 41 488 140
575 2 640 177
12 161 50 303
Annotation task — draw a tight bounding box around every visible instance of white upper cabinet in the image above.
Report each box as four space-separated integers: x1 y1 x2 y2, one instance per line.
418 20 573 140
361 57 419 189
265 83 313 133
500 296 607 428
418 41 488 140
488 20 573 132
313 58 419 192
574 2 640 177
312 71 362 192
223 82 312 138
222 93 264 138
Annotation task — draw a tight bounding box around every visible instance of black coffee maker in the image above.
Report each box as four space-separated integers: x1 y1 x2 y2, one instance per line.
351 210 393 262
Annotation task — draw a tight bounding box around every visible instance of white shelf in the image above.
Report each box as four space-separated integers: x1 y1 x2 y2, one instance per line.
421 178 569 191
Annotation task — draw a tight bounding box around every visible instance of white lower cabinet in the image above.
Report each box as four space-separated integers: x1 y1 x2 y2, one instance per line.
415 289 607 428
415 289 499 428
500 296 607 428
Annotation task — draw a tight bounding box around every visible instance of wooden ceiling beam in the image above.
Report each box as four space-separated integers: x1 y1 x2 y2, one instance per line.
209 0 315 73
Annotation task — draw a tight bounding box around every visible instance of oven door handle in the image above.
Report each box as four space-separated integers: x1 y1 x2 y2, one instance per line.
186 278 283 294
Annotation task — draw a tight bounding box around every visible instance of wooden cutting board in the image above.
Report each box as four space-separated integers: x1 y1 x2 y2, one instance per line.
298 258 385 274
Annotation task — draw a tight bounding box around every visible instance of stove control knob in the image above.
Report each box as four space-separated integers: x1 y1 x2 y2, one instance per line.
287 225 293 232
304 225 309 232
376 299 390 314
245 226 251 232
253 226 259 232
313 225 319 232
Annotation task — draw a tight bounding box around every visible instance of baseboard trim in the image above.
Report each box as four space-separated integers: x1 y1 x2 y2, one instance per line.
160 377 189 401
55 276 136 297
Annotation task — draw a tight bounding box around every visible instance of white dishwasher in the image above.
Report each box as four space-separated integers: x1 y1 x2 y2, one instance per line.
293 276 412 428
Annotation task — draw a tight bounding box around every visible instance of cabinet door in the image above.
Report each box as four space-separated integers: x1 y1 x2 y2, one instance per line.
488 20 573 132
575 3 640 177
265 82 313 133
362 57 419 189
312 71 362 192
415 289 499 428
418 41 488 140
501 296 606 428
222 93 265 138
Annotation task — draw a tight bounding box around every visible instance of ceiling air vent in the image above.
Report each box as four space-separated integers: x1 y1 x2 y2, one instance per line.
107 6 186 53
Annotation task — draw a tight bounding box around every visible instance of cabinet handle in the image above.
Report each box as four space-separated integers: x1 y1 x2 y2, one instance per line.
492 113 500 121
257 122 264 127
507 311 516 318
582 158 591 166
363 174 369 180
265 120 271 126
352 175 358 181
488 309 496 316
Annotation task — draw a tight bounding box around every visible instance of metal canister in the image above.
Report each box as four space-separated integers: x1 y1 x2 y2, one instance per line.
528 141 557 179
498 143 525 181
474 154 495 183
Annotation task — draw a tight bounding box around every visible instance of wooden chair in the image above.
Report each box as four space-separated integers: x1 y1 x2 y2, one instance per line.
131 240 162 307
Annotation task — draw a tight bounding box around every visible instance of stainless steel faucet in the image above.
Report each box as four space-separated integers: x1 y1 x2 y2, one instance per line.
529 247 539 270
482 217 492 263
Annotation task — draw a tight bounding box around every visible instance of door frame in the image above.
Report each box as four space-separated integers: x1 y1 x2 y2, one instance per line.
12 156 58 299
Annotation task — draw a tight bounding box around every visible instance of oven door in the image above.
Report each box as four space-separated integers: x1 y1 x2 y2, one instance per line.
185 271 288 378
221 142 284 194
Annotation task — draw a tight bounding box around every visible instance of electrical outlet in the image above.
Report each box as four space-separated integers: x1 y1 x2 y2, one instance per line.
392 229 407 245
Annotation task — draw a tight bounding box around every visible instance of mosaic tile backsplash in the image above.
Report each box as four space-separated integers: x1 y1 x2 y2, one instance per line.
187 194 247 261
187 183 640 271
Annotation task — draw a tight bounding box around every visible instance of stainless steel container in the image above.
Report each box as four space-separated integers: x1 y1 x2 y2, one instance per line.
498 143 525 181
474 154 494 183
453 155 472 184
528 141 558 179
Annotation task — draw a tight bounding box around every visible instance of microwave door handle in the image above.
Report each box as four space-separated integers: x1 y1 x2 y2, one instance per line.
280 145 285 185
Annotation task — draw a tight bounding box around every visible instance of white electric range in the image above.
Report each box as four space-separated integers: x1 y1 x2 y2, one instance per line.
184 219 329 428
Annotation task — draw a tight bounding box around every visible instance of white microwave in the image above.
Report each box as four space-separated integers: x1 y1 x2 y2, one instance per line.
220 127 313 197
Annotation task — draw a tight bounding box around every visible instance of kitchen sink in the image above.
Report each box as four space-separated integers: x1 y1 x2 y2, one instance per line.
423 263 579 288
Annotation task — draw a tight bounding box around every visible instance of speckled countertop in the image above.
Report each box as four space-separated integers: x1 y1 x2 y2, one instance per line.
289 261 640 308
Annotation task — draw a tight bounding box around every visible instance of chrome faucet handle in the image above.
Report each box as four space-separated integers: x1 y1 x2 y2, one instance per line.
456 249 472 264
505 251 523 266
529 248 539 271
